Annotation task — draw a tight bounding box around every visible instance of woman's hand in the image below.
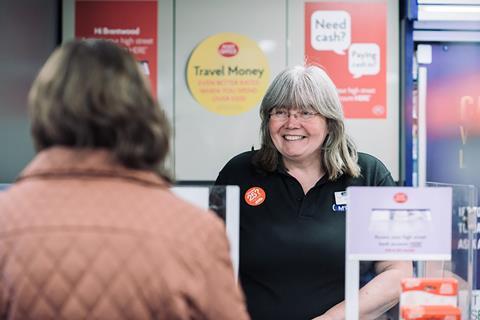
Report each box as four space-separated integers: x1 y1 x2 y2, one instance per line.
311 315 333 320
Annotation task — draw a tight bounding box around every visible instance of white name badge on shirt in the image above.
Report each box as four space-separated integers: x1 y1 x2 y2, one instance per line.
334 191 347 205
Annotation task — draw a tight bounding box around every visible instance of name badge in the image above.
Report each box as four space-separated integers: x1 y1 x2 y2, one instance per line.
334 191 347 205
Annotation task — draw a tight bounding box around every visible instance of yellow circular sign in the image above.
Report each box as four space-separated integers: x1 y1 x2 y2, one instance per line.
187 33 270 116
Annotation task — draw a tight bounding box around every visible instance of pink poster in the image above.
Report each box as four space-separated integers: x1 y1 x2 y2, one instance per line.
75 0 158 97
305 2 387 119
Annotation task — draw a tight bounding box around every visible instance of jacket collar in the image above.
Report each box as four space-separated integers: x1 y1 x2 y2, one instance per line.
17 147 169 188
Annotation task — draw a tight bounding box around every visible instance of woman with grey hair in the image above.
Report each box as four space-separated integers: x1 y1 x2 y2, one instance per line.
0 39 249 320
216 65 412 320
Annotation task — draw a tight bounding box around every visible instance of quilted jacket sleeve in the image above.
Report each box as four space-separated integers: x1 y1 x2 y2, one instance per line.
202 217 250 320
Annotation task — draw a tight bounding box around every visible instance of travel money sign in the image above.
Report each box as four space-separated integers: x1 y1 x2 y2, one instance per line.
187 33 270 116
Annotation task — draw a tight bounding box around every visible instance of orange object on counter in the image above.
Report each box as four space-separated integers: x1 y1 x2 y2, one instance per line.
401 305 461 320
400 278 458 307
401 278 458 295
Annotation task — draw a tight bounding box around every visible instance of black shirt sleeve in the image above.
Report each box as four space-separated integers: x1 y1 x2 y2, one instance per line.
356 152 397 187
215 168 228 186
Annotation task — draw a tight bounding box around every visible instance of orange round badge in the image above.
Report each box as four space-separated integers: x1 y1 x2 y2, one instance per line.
244 187 266 206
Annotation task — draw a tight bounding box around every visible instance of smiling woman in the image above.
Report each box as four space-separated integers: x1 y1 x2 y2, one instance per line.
215 65 412 320
267 105 329 190
255 65 360 181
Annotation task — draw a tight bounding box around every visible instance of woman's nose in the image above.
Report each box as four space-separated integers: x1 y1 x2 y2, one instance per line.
285 113 301 127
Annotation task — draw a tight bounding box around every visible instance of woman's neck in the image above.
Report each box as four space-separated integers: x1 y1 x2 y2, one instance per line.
283 157 324 194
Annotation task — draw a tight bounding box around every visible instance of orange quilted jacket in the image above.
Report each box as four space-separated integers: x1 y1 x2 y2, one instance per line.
0 147 249 320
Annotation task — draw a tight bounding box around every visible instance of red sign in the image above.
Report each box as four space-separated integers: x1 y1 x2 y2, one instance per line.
75 0 158 97
305 2 387 119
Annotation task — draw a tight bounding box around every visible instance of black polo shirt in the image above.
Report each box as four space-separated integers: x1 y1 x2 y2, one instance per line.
215 151 396 320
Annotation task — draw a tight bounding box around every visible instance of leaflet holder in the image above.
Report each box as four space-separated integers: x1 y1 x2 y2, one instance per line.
345 187 452 319
423 182 478 319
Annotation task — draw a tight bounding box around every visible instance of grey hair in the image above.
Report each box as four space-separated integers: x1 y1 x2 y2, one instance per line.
28 39 171 179
253 65 361 180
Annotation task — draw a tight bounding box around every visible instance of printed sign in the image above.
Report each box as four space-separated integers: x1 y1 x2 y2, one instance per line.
186 33 270 116
305 2 387 119
75 0 158 96
346 187 452 260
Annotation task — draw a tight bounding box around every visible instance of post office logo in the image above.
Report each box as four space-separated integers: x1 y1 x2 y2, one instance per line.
394 192 408 203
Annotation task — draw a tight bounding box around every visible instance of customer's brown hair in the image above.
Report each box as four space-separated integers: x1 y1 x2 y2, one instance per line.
28 39 171 177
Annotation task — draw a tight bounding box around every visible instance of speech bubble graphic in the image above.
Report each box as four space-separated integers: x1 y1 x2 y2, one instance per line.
311 10 351 55
348 43 380 79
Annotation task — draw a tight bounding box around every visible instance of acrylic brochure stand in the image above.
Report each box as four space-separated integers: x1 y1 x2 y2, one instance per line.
424 182 478 319
171 185 240 279
345 187 452 319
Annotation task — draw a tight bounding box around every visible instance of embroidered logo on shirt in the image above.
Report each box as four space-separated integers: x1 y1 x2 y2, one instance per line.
332 204 347 213
244 187 266 206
